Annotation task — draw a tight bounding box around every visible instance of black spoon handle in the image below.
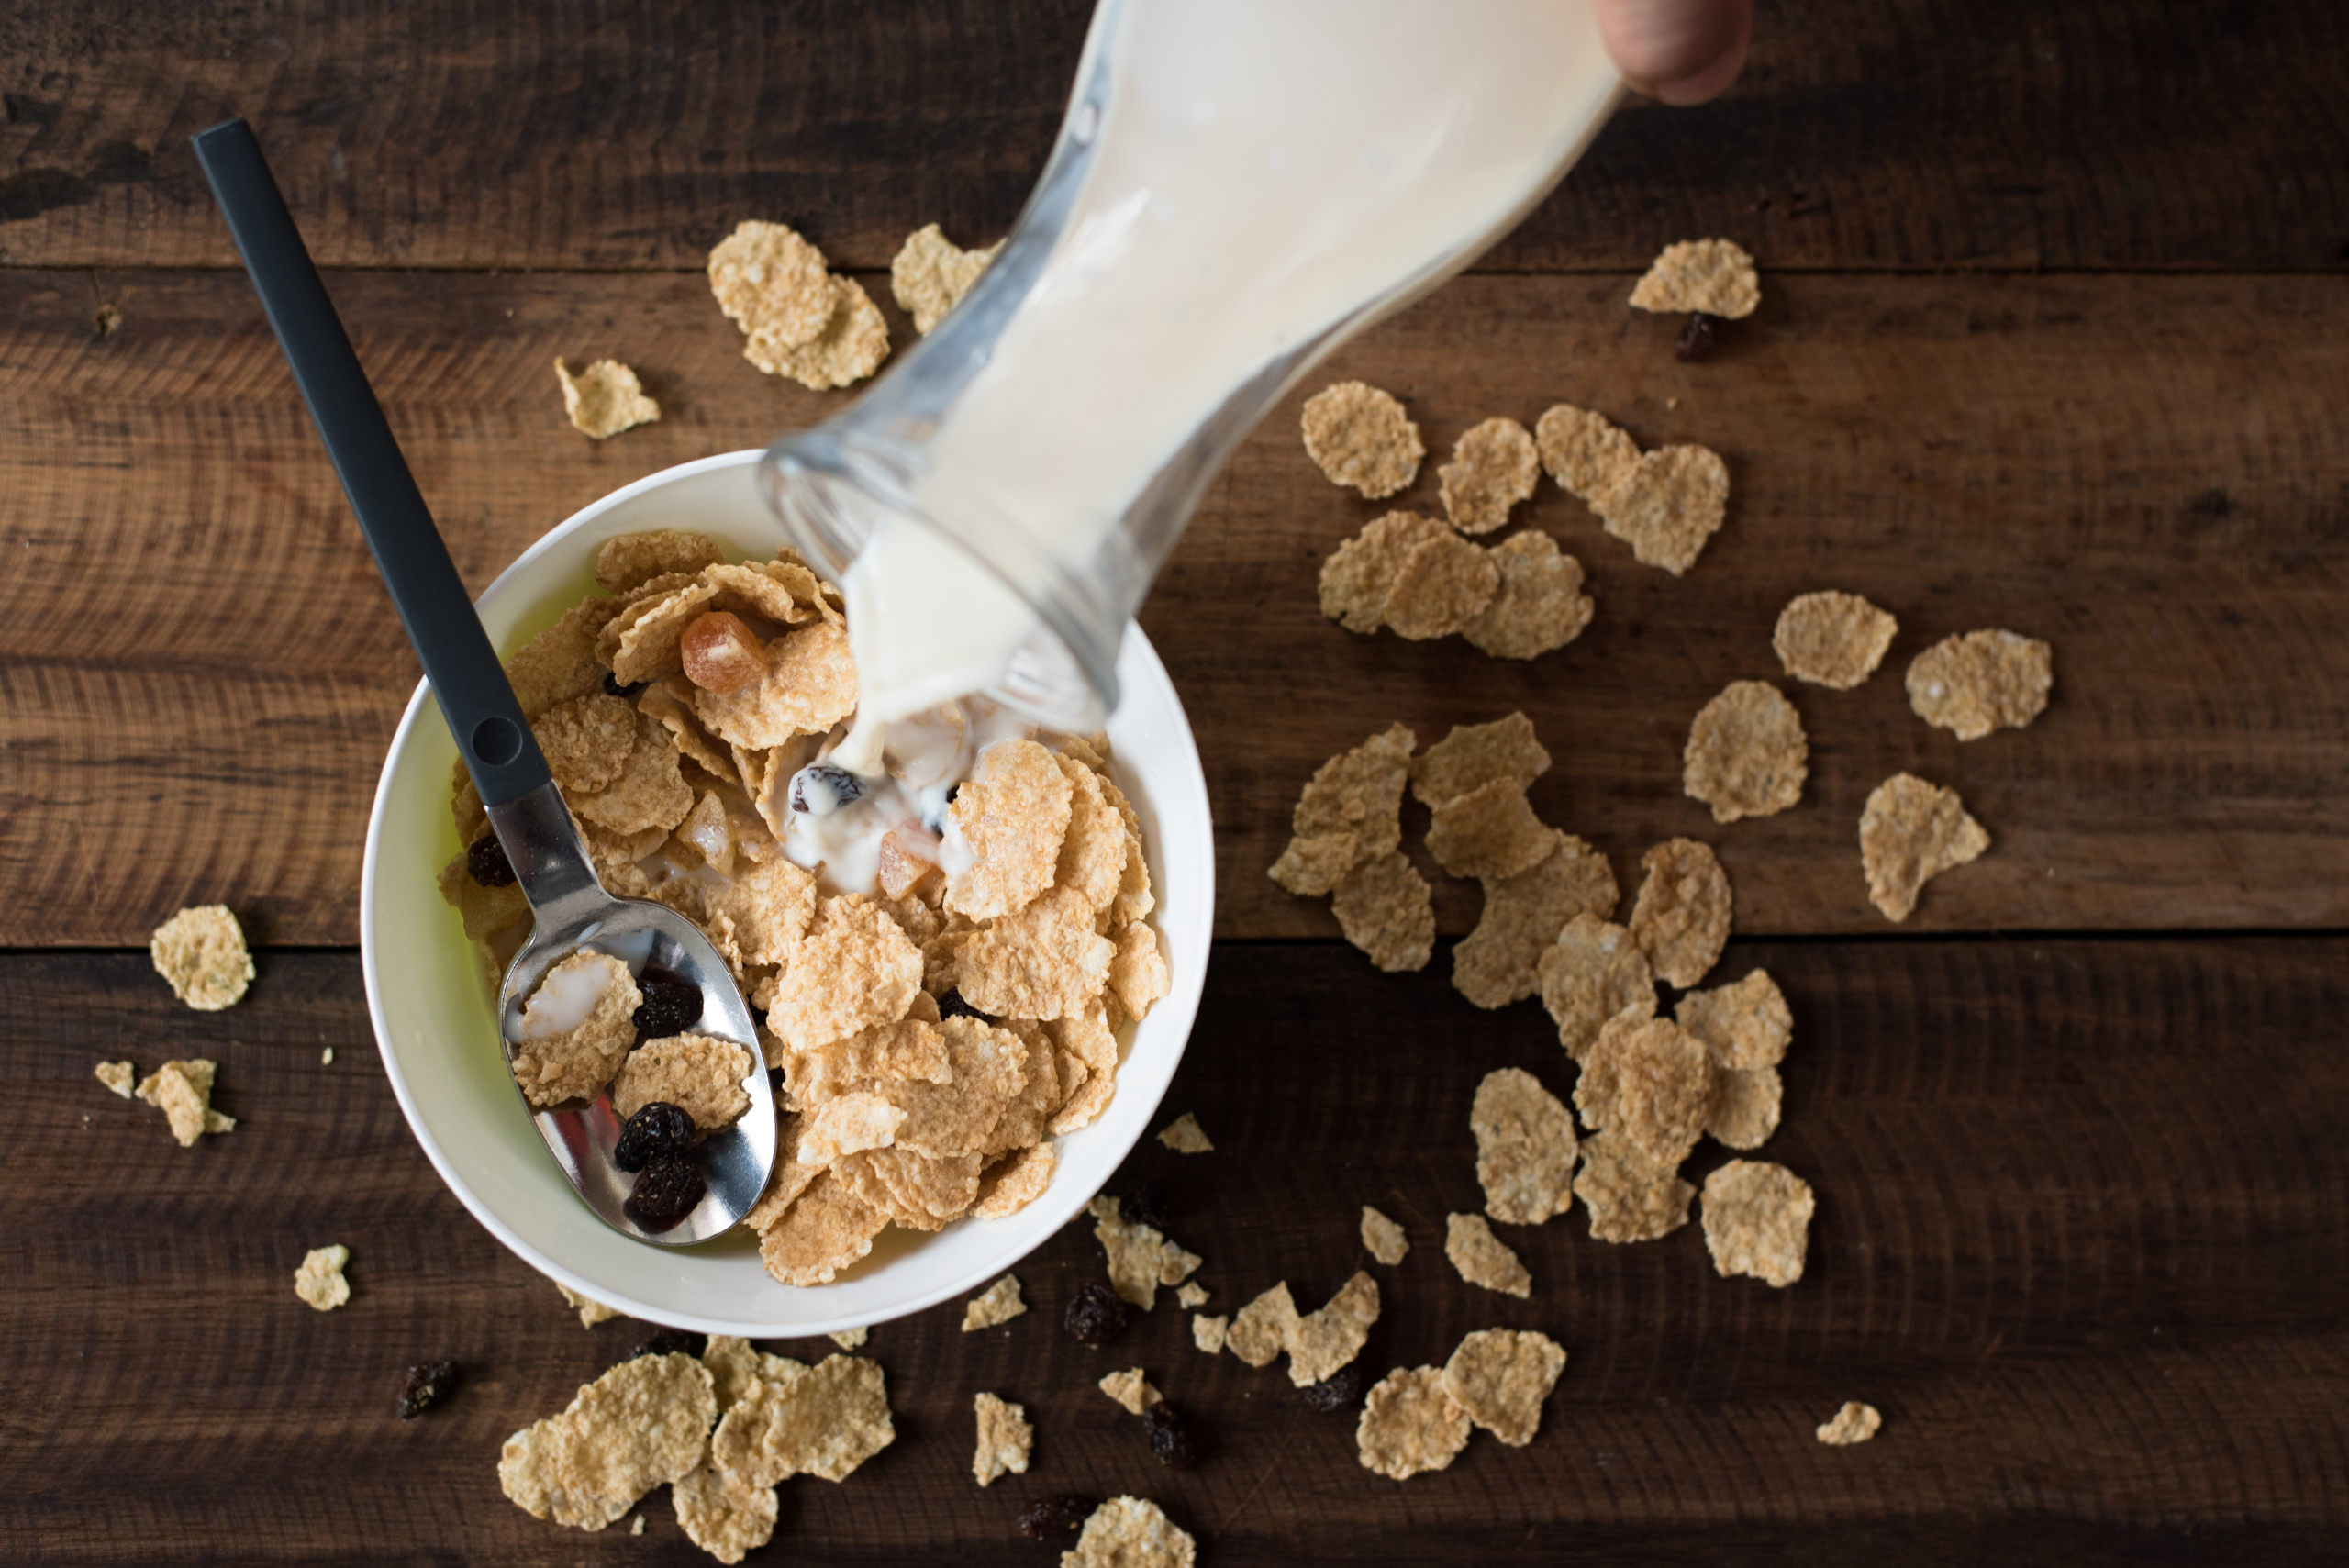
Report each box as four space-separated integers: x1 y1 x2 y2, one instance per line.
192 117 551 811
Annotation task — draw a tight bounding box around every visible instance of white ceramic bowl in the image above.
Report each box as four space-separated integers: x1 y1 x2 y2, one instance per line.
361 451 1212 1335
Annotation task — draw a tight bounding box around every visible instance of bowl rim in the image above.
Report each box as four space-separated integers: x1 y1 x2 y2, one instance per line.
359 449 1213 1334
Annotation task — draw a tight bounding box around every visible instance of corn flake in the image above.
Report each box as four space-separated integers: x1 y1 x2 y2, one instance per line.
767 896 921 1052
1575 1011 1712 1166
1410 713 1550 807
1110 922 1171 1022
1356 1366 1473 1481
1385 529 1500 639
1675 969 1791 1071
1176 1283 1208 1308
1775 590 1898 689
1441 1329 1566 1448
554 357 660 439
709 1353 893 1485
510 952 640 1107
707 220 835 351
1156 1111 1212 1153
947 739 1075 919
1684 681 1808 824
1701 1160 1815 1287
757 1171 887 1285
507 598 624 718
605 579 719 686
1318 511 1449 633
1629 239 1761 319
1537 915 1654 1062
575 713 695 838
1453 830 1618 1009
957 885 1114 1021
1053 755 1130 912
1573 1130 1696 1243
94 1060 134 1098
1288 1271 1380 1387
612 1033 751 1131
794 1089 905 1164
1628 839 1731 989
557 1282 619 1329
1226 1283 1299 1368
974 1141 1057 1219
1463 530 1595 660
1099 1367 1162 1415
1597 444 1729 575
1268 723 1415 895
1063 1496 1197 1568
1438 417 1539 535
531 691 638 795
971 1392 1032 1486
294 1244 350 1311
1087 1194 1197 1309
498 1353 716 1531
1907 628 2054 740
1860 773 1990 922
1361 1207 1409 1266
1445 1212 1531 1297
1818 1401 1882 1446
1330 851 1434 973
1534 404 1641 502
1192 1314 1230 1354
1301 381 1424 499
596 531 727 595
962 1274 1028 1331
1426 781 1552 880
149 905 252 1011
747 274 890 390
672 1463 776 1563
691 620 859 750
1472 1067 1578 1225
1706 1064 1783 1150
891 223 1001 336
134 1058 237 1146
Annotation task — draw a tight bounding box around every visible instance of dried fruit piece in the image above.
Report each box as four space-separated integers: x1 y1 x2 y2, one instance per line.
971 1391 1032 1486
133 1058 236 1146
962 1274 1027 1331
1385 529 1500 639
1701 1159 1815 1286
1453 831 1618 1009
553 357 660 439
1471 1067 1578 1225
1441 1329 1566 1447
1675 312 1720 362
1628 839 1732 990
1409 712 1550 807
1301 1365 1364 1413
1774 590 1898 689
1063 1282 1130 1348
625 1154 707 1231
1063 1496 1197 1568
295 1244 351 1311
1595 444 1730 576
1331 851 1434 973
890 223 1000 335
680 611 767 695
1019 1495 1096 1542
1301 381 1423 499
1268 723 1416 896
1859 773 1990 922
396 1360 458 1418
467 833 517 887
1361 1207 1409 1266
1462 530 1595 660
1141 1402 1198 1469
1906 628 2054 740
1573 1130 1696 1243
1356 1366 1472 1481
1537 916 1654 1062
1534 404 1640 503
1629 239 1761 319
1098 1367 1162 1416
1683 681 1808 823
149 905 252 1011
1444 1212 1531 1297
613 1102 696 1173
1438 417 1539 535
1155 1112 1213 1153
1818 1401 1882 1446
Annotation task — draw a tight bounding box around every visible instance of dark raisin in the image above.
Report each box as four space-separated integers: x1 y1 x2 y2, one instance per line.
625 1153 707 1231
395 1360 457 1418
936 990 991 1022
1115 1184 1169 1234
1061 1283 1128 1348
1675 311 1720 363
629 1328 706 1360
1141 1402 1198 1470
614 1101 696 1172
1300 1364 1363 1413
602 670 649 698
1016 1494 1096 1542
466 833 516 887
630 966 704 1040
789 762 864 816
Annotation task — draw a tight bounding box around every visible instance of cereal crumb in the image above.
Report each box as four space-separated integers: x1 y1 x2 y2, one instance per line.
1268 723 1416 896
1361 1207 1409 1266
1675 969 1791 1072
1462 530 1594 660
1156 1111 1213 1153
1906 629 2054 740
1574 1129 1697 1243
1860 773 1990 922
1595 445 1730 576
1288 1272 1380 1387
1356 1366 1472 1481
557 1282 618 1329
891 223 1000 336
1775 591 1898 689
94 1061 135 1098
963 1274 1028 1331
1630 239 1761 319
1453 830 1617 1010
1441 1329 1566 1447
1192 1314 1230 1354
1175 1283 1208 1308
1538 915 1654 1062
1063 1496 1197 1568
1534 404 1641 503
1683 681 1808 824
632 1516 646 1535
1330 851 1434 973
1818 1401 1882 1446
972 1391 1033 1485
150 905 252 1011
1318 513 1450 635
1438 417 1539 535
554 357 660 439
320 1047 334 1065
1472 1066 1578 1225
1445 1212 1531 1297
1088 1195 1199 1310
1099 1367 1163 1415
1702 1159 1816 1287
1628 839 1732 989
829 1327 869 1351
133 1058 235 1146
295 1244 351 1311
1575 1011 1713 1166
1301 382 1423 499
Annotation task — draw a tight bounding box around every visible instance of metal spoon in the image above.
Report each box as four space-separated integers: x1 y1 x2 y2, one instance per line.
193 118 774 1245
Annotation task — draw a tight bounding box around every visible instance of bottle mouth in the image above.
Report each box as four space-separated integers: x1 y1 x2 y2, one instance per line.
759 428 1119 735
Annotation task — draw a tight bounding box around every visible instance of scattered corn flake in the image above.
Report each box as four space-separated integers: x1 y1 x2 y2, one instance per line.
506 597 621 717
1596 444 1730 575
1445 1212 1531 1297
1702 1159 1815 1287
1156 1111 1213 1153
1438 417 1540 535
294 1244 351 1311
1775 590 1898 690
691 619 859 750
1110 923 1171 1022
891 223 1000 336
1175 1283 1208 1308
757 1171 888 1286
1226 1283 1299 1369
748 274 891 390
1860 773 1990 922
709 1353 893 1485
1684 681 1808 824
1099 1368 1163 1415
703 1336 797 1415
962 1275 1028 1332
1462 530 1595 660
498 1353 716 1532
1330 851 1435 973
1192 1314 1230 1354
1534 404 1641 503
1385 529 1501 639
1453 830 1619 1010
554 357 660 439
1573 1130 1696 1243
94 1060 135 1098
133 1058 235 1146
1706 1065 1783 1151
1426 780 1553 880
511 951 641 1107
1063 1496 1197 1568
1472 1067 1578 1225
1159 1240 1203 1289
1575 1011 1713 1165
707 220 835 352
1288 1271 1380 1387
1675 968 1791 1072
1361 1207 1409 1266
972 1392 1033 1486
947 739 1076 920
1441 1329 1566 1448
1537 916 1654 1062
1629 239 1761 319
1818 1401 1882 1446
612 1033 751 1132
1907 629 2054 740
150 905 252 1011
1628 839 1732 990
1356 1366 1473 1481
957 885 1115 1021
1087 1194 1197 1309
672 1463 777 1563
1301 381 1423 500
1319 512 1449 634
1268 723 1415 896
1410 713 1550 807
596 530 726 595
829 1327 869 1351
557 1282 619 1329
767 895 922 1052
973 1142 1057 1219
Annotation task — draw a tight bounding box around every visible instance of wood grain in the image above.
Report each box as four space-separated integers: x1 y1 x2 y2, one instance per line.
6 939 2346 1563
3 0 2346 273
3 268 2345 944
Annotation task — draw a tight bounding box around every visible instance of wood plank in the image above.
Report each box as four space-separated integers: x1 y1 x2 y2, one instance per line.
5 267 2344 944
3 0 2346 273
6 938 2347 1562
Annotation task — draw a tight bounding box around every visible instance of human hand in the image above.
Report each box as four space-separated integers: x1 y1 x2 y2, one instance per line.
1593 0 1753 105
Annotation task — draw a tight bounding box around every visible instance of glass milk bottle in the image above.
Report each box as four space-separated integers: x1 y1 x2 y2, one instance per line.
763 0 1622 733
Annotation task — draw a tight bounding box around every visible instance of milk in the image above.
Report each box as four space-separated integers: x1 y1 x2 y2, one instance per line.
839 0 1620 731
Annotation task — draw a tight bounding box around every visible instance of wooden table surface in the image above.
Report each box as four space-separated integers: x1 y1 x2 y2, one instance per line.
6 1 2346 1562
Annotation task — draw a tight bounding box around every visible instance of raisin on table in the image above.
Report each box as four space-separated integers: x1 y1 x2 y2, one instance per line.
1062 1283 1129 1348
1017 1495 1096 1542
1301 1365 1363 1412
1141 1402 1199 1470
395 1360 458 1419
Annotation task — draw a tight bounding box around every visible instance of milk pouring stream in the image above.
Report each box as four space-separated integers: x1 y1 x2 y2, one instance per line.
765 0 1622 762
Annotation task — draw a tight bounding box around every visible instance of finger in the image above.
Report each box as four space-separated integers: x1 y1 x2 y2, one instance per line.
1595 0 1753 106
